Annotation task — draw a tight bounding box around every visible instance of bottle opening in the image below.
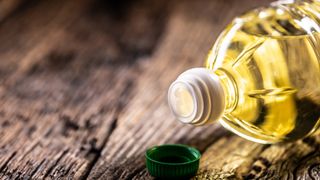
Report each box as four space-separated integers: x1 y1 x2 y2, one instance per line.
168 81 196 118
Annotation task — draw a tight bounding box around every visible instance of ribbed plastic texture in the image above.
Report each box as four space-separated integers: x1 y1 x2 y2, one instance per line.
168 68 225 125
145 144 200 179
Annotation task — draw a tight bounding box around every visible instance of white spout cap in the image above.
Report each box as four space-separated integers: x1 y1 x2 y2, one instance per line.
168 68 225 125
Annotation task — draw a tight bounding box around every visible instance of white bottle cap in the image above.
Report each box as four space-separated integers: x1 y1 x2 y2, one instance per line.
168 68 225 125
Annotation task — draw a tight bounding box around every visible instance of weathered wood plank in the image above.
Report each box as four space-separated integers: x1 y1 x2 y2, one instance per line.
2 0 320 179
0 0 169 179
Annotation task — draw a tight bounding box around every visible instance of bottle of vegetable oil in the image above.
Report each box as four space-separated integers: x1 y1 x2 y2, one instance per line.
168 0 320 143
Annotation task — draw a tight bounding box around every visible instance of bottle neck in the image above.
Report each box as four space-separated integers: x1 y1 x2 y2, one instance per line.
168 68 238 125
215 68 238 114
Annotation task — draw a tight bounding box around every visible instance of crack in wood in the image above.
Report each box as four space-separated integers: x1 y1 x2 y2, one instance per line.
43 149 69 178
64 161 76 177
29 159 46 179
80 117 118 180
0 151 16 173
81 78 136 179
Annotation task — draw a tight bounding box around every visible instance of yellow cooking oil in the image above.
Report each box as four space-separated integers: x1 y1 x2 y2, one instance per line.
168 0 320 143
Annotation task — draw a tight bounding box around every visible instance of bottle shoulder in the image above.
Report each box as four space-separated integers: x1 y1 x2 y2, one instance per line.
236 0 320 38
206 0 320 70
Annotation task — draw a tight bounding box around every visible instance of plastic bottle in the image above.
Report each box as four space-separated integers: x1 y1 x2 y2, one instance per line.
168 0 320 143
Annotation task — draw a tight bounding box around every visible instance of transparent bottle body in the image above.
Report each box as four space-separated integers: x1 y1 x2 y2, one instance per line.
207 0 320 143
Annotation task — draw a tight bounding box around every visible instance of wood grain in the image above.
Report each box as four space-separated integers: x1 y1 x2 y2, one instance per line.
0 0 168 179
1 0 320 179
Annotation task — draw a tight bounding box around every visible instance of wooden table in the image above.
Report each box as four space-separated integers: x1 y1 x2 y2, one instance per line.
0 0 319 179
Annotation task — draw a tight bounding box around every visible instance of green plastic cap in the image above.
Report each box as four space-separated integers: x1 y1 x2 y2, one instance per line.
145 144 201 179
